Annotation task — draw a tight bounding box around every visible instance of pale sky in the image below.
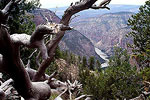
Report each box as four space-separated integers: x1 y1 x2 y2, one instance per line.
40 0 148 8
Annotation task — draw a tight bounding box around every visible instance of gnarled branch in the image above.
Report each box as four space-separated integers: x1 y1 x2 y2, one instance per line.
91 0 111 10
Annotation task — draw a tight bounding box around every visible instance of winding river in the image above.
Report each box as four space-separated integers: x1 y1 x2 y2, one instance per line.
95 47 109 68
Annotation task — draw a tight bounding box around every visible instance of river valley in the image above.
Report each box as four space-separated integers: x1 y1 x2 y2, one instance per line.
95 47 109 68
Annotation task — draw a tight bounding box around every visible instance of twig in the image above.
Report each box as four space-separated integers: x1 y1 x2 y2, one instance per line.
69 15 80 23
28 49 37 59
48 71 58 83
91 0 111 10
75 95 93 100
0 79 13 89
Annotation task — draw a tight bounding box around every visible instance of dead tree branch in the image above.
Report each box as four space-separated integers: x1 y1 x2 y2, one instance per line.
0 0 22 24
91 0 111 10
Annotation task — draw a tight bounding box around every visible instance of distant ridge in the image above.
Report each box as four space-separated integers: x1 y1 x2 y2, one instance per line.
49 4 140 18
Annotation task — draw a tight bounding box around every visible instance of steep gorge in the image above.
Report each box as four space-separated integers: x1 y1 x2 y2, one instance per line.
71 12 134 56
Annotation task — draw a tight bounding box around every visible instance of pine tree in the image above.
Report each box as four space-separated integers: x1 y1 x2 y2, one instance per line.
55 47 63 59
96 60 101 71
0 0 40 35
82 56 88 68
88 56 95 70
128 1 150 68
80 48 142 100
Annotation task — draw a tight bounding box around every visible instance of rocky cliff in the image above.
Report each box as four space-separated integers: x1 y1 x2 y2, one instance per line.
31 8 60 24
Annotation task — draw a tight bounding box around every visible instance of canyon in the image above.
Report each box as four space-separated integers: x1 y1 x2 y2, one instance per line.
31 5 139 64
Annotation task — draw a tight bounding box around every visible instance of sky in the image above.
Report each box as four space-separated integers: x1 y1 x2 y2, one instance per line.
40 0 148 8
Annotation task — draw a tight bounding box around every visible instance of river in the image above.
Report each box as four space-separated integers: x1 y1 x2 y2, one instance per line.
95 47 109 68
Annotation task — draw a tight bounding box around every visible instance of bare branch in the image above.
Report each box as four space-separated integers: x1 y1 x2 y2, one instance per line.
91 6 110 10
2 0 22 15
91 0 111 10
26 49 37 68
130 92 150 100
26 59 31 68
48 71 58 83
75 95 92 100
1 24 9 29
15 0 23 4
10 25 55 60
54 6 58 14
61 0 97 25
35 51 41 67
0 88 5 100
40 12 49 23
49 15 53 23
2 0 14 14
69 15 80 23
0 79 13 89
0 0 22 24
29 49 37 59
54 88 68 100
99 0 111 7
144 81 150 85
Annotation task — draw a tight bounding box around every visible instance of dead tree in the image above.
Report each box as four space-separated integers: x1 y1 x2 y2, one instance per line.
0 0 111 99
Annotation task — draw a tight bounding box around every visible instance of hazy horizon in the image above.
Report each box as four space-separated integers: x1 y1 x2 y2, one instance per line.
40 0 147 8
45 4 140 9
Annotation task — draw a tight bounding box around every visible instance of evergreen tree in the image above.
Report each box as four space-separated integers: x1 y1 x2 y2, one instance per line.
78 56 81 65
80 48 142 100
0 0 40 35
128 0 150 68
55 47 63 59
64 50 69 62
96 60 101 71
109 47 129 67
82 56 88 68
88 56 95 70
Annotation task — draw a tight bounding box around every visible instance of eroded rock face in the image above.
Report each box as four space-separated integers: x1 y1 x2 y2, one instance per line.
31 8 60 25
71 12 134 56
